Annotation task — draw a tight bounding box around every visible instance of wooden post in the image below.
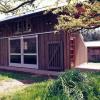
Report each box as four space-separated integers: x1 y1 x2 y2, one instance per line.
63 31 70 70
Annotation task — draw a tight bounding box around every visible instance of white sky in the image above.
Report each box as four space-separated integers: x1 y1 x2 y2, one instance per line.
0 14 6 20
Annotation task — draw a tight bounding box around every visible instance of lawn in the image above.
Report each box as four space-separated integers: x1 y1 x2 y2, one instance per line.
0 70 53 99
0 71 51 84
0 70 100 100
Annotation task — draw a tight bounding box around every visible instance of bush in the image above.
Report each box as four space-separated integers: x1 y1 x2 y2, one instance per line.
47 70 100 100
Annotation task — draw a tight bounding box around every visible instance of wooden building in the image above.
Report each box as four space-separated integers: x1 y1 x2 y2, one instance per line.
0 10 87 72
85 41 100 62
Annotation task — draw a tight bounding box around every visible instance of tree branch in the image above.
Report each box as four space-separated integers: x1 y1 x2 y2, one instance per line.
1 0 35 13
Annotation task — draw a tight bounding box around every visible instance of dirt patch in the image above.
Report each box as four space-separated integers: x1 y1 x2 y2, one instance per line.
0 79 26 97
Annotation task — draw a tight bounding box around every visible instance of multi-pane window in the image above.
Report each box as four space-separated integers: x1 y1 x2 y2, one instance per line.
23 20 31 32
9 36 38 68
13 19 31 34
14 21 22 33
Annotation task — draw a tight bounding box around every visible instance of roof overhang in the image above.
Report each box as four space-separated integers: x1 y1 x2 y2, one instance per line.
85 41 100 47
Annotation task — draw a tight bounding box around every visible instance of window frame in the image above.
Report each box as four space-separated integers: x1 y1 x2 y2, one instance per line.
23 19 32 33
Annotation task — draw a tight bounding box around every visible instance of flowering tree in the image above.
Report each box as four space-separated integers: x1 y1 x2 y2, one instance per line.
52 0 100 33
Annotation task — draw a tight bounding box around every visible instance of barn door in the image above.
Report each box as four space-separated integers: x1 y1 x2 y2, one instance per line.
48 42 64 71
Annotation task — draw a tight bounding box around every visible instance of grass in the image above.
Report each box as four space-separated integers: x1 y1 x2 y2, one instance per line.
0 70 100 100
0 71 51 83
0 72 10 81
0 76 9 81
1 80 52 100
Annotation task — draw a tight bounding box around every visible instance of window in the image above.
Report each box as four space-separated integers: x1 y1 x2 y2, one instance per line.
23 38 36 53
13 19 31 34
10 55 21 63
23 19 31 32
14 21 22 33
13 21 22 34
10 39 21 53
9 36 38 68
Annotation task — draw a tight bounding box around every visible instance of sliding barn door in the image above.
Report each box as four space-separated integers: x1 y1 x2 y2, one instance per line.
48 42 64 71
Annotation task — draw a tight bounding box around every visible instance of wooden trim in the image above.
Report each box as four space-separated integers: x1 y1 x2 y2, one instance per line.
0 31 58 40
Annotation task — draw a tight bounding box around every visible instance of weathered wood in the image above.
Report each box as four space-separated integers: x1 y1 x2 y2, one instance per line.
0 38 9 66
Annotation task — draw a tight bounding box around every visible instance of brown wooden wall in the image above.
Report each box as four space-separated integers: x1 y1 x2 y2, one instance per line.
0 38 9 66
0 30 85 70
0 13 57 38
0 32 70 71
63 33 70 70
75 34 87 66
88 47 100 62
0 12 87 71
38 32 65 71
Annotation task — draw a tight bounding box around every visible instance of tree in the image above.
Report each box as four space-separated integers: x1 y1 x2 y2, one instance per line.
51 0 100 32
0 0 99 32
0 0 37 15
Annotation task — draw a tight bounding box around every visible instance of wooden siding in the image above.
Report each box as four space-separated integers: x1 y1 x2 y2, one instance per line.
63 32 70 69
88 47 100 62
0 38 9 66
38 32 64 71
75 34 87 66
0 13 57 38
0 12 87 71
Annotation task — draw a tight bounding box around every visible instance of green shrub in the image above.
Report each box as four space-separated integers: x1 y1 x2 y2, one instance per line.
47 70 100 100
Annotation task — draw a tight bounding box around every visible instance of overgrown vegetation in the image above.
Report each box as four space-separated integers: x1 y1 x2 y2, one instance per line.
0 70 100 100
47 70 100 100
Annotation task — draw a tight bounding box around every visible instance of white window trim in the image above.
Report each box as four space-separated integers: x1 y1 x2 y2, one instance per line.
8 35 38 69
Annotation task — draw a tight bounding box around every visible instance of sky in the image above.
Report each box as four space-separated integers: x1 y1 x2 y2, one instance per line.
0 14 6 20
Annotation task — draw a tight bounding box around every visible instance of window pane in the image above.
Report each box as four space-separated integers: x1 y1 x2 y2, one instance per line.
24 55 37 64
18 22 22 32
23 38 36 53
10 39 21 53
23 20 26 31
10 55 21 63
